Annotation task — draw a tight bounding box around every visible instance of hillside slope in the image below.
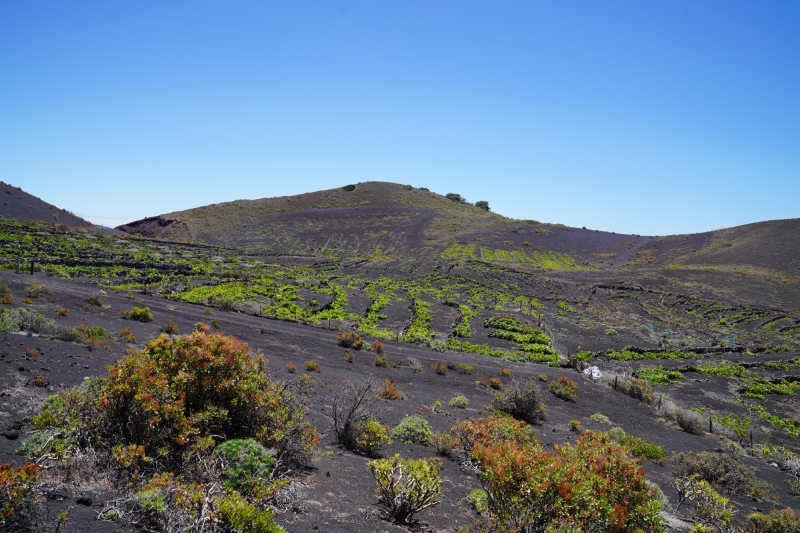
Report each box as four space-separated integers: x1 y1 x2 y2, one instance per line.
0 181 93 227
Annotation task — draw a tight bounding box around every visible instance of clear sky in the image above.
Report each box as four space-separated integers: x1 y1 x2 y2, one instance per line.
1 1 798 236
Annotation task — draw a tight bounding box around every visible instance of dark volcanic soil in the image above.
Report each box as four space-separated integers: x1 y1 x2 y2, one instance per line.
2 270 799 532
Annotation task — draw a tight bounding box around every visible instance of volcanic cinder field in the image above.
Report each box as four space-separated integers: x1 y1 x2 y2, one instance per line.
1 181 799 532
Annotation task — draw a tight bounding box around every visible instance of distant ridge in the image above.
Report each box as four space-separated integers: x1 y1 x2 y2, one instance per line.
0 181 93 228
117 181 800 311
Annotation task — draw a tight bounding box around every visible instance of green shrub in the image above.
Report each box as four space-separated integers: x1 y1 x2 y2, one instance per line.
449 394 469 409
468 488 488 514
304 360 322 372
392 416 433 445
136 487 167 514
696 362 751 378
459 363 474 375
589 412 611 424
86 293 106 307
674 475 734 530
548 376 578 401
218 491 284 533
217 438 276 491
606 427 667 463
356 419 391 456
636 366 683 386
120 306 154 322
675 450 773 498
368 454 442 524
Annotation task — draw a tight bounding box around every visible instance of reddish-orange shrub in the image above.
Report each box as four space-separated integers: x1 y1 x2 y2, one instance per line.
371 340 384 355
337 331 363 350
454 416 540 456
34 330 317 472
433 361 447 375
377 379 405 400
0 462 42 524
472 431 664 531
549 376 578 401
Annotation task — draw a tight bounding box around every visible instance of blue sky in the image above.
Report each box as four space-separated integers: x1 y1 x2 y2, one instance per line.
1 1 798 236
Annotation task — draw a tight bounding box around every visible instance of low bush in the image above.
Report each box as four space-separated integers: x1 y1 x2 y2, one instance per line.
433 361 447 375
468 488 489 514
85 293 105 307
356 419 392 456
118 327 136 343
431 432 459 457
607 427 667 463
374 355 388 367
160 320 179 335
18 330 310 532
24 330 317 473
454 416 539 459
449 394 469 409
377 379 404 400
338 331 363 350
368 454 442 524
472 431 664 531
675 450 773 498
344 351 356 363
569 419 581 432
120 306 154 323
548 376 578 401
746 508 800 532
371 340 384 355
615 377 655 405
331 381 390 455
589 412 611 424
216 438 276 491
491 376 546 424
392 416 433 445
674 474 734 530
0 462 42 528
500 368 511 377
676 409 706 435
488 377 502 390
459 363 474 375
304 360 322 373
285 362 297 373
55 307 68 316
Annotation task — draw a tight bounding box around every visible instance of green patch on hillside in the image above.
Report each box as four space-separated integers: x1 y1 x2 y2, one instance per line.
441 242 590 271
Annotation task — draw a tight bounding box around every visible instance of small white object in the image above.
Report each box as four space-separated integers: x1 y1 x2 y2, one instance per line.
583 366 602 380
